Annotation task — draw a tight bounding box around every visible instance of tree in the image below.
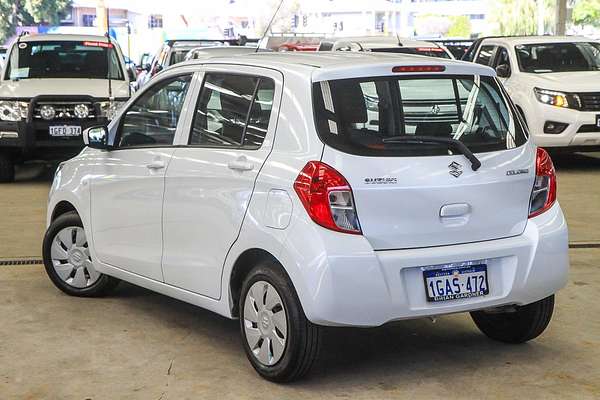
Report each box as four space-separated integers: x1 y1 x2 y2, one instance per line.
0 0 71 43
447 16 471 38
572 0 600 27
490 0 555 35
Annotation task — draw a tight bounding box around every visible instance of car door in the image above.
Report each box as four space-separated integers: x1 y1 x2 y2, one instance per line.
162 67 282 299
90 73 194 280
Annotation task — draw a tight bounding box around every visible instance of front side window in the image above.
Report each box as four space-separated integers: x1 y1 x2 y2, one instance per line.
118 74 192 148
313 75 526 157
6 41 123 80
190 73 274 149
475 45 496 66
516 42 600 73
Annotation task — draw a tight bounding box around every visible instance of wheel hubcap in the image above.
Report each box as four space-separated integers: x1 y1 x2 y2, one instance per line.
243 281 288 366
50 226 100 288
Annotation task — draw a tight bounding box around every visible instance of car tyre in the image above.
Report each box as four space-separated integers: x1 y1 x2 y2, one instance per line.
43 211 119 297
0 152 15 183
239 259 321 382
470 295 554 344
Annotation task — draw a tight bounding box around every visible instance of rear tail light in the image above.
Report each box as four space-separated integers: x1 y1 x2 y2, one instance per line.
529 148 557 218
293 161 361 234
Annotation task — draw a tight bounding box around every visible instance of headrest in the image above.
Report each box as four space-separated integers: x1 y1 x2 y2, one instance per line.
330 80 368 124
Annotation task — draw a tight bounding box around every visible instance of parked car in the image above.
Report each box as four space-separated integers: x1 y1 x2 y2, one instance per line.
466 35 600 151
184 45 269 61
43 52 568 382
277 41 319 52
434 39 474 59
318 36 454 59
135 39 231 89
0 34 132 182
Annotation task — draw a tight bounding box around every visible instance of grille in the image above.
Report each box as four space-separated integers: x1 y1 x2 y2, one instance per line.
577 92 600 112
33 101 96 120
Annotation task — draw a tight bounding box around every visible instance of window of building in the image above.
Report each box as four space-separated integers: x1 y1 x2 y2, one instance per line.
149 14 163 29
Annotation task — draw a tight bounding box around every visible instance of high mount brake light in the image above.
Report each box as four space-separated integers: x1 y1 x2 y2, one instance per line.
293 161 361 234
529 148 557 218
393 65 446 73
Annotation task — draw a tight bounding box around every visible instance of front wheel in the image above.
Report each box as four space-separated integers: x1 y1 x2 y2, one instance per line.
239 260 321 382
470 295 555 344
42 211 119 297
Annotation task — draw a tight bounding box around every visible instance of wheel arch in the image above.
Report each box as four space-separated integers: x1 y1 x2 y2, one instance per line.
228 248 284 318
51 200 79 221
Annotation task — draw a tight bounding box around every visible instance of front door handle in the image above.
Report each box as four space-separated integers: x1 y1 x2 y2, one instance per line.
228 157 254 172
146 159 165 170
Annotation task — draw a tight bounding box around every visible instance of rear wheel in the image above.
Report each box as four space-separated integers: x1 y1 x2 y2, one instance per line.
0 152 15 183
239 260 321 382
43 211 119 297
470 295 555 344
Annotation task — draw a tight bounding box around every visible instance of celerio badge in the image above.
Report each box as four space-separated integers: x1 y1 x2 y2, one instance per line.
448 161 463 178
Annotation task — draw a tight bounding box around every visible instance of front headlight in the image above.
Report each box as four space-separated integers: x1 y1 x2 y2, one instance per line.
0 101 29 121
534 88 580 109
98 100 126 120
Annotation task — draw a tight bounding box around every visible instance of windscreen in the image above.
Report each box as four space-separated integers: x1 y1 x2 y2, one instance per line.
6 40 124 80
313 75 526 156
371 47 451 59
516 42 600 73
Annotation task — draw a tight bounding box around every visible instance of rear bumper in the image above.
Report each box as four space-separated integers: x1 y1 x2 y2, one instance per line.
286 202 568 327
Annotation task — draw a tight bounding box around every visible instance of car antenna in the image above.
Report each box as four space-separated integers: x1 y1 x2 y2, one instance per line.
256 0 285 53
104 8 115 102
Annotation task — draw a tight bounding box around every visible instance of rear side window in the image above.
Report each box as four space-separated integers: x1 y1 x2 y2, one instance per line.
313 75 526 157
190 73 274 149
475 45 496 66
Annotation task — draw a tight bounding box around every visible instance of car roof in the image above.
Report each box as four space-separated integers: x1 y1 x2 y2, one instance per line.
18 33 110 43
174 51 494 81
482 35 595 46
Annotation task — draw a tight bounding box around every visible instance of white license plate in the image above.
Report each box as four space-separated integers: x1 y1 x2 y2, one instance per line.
49 125 81 137
423 264 489 302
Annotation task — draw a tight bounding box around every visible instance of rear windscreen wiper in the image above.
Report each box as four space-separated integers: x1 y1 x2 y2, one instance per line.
381 135 482 171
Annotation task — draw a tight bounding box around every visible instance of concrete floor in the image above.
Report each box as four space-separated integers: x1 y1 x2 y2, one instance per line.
0 154 599 399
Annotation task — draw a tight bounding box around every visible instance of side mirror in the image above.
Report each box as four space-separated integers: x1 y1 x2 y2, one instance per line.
496 63 511 78
83 125 109 150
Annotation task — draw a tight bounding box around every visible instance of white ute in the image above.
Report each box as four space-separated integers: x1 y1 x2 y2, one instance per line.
472 36 600 151
43 52 569 382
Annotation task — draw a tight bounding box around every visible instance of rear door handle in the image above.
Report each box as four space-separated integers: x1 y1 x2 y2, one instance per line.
146 159 165 170
228 157 254 172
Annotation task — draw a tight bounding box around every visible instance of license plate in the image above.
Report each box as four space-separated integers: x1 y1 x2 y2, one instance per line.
423 264 489 302
49 125 81 137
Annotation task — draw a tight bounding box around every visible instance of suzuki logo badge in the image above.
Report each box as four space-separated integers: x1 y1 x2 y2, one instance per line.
448 161 463 178
430 104 441 115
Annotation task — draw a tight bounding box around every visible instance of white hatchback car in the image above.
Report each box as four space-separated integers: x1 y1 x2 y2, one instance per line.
44 52 569 382
470 36 600 151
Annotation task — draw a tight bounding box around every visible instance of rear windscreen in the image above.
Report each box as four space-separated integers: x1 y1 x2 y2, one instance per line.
313 75 527 157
